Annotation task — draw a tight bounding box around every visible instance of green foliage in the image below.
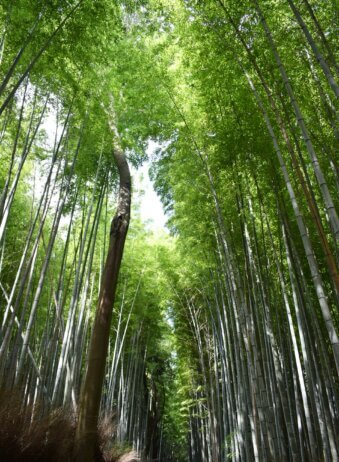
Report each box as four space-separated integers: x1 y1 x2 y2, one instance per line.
0 0 338 459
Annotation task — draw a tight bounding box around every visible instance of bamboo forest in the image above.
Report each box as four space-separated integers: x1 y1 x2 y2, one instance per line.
0 0 338 461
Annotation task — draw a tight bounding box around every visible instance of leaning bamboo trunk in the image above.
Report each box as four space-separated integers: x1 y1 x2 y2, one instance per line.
0 1 83 116
74 115 131 462
245 71 339 375
287 0 339 98
253 0 339 242
301 0 338 73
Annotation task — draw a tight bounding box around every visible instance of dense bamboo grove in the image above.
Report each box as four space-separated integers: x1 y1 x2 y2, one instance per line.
0 0 338 461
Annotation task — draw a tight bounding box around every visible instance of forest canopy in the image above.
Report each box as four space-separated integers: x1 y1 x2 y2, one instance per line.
0 1 338 461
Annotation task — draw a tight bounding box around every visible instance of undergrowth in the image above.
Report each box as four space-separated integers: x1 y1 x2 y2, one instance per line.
0 390 133 462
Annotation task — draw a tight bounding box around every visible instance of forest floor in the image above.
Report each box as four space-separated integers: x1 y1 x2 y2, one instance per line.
0 391 138 462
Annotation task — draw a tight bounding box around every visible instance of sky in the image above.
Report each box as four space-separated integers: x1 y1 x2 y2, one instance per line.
131 138 168 232
132 160 168 232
